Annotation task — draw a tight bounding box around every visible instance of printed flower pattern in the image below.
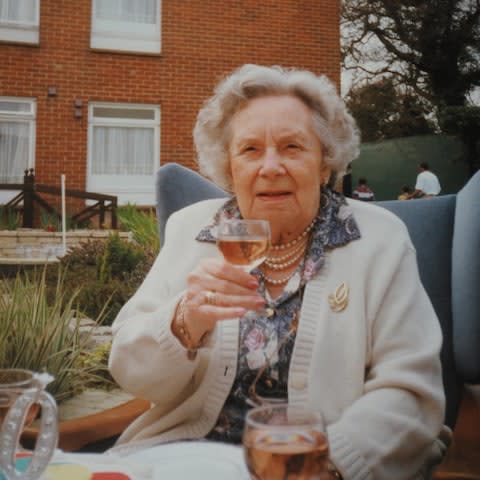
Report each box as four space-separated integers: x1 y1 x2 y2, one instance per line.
244 326 265 351
303 259 317 281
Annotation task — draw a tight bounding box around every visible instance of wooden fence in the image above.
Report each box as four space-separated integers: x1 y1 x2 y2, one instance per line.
0 169 117 229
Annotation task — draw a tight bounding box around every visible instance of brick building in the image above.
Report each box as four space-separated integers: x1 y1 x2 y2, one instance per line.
0 0 340 206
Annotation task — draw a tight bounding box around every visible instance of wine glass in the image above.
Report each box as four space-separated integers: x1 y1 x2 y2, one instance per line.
243 403 329 480
0 369 58 480
217 219 271 319
217 219 271 272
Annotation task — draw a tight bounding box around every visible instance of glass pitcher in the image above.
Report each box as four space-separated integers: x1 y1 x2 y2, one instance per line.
0 369 58 480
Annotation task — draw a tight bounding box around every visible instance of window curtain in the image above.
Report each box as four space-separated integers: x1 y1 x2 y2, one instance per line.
0 122 29 183
95 0 157 24
0 101 30 113
92 126 153 175
0 0 36 24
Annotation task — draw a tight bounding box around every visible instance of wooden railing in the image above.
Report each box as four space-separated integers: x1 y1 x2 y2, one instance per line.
0 169 117 229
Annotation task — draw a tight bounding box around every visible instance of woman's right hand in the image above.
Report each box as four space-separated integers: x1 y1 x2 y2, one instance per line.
175 257 265 346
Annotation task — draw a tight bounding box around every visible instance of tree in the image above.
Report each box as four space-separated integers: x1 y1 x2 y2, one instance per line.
342 0 480 173
346 78 435 142
342 0 480 108
438 105 480 173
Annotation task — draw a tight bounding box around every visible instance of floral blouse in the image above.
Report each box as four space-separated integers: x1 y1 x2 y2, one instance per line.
196 187 361 444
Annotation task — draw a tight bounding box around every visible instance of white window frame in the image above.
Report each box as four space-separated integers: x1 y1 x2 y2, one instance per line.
0 97 36 204
87 102 160 206
0 0 40 44
90 0 161 54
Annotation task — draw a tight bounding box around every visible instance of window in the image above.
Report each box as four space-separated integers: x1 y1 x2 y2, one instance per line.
87 102 160 205
91 0 161 54
0 98 36 184
0 0 40 44
0 97 36 203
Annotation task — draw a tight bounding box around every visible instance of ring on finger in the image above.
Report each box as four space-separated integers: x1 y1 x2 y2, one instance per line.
205 290 218 305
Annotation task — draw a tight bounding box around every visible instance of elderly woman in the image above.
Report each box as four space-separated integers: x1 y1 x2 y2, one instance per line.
108 65 445 479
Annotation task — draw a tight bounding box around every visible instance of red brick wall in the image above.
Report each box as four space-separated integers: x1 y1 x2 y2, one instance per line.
0 0 340 196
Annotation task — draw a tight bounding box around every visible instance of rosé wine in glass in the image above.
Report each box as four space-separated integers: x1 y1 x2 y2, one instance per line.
217 219 271 272
243 403 329 480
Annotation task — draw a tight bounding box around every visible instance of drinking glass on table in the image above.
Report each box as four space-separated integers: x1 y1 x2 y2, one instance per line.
0 369 58 480
243 403 329 480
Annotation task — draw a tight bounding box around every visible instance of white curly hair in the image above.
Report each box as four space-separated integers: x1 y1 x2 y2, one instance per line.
193 64 360 191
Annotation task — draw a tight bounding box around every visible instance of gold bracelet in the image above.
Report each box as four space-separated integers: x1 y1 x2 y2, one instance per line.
176 297 211 360
176 296 198 360
327 462 344 479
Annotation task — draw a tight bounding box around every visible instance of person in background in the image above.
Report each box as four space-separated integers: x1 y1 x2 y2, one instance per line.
398 184 412 200
409 162 441 199
352 177 376 201
341 162 353 198
108 64 447 479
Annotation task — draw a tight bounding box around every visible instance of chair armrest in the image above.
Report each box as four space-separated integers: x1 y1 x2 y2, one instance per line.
22 398 151 452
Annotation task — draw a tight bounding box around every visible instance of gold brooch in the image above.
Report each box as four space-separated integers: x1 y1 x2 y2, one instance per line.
328 282 349 313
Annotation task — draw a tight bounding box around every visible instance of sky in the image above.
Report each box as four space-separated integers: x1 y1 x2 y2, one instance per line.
341 68 480 105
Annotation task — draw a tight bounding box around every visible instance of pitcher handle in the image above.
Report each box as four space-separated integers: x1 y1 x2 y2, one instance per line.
0 389 58 480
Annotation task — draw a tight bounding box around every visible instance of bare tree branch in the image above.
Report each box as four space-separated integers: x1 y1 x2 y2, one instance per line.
341 0 480 106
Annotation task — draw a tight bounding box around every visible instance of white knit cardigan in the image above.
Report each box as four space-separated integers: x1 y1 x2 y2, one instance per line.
108 198 445 480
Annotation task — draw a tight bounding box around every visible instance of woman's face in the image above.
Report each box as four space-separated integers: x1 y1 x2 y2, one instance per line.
228 95 330 243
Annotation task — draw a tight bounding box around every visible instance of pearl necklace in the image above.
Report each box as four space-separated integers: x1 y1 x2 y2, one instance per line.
262 217 317 285
270 217 317 251
266 237 308 263
265 246 307 270
263 268 300 285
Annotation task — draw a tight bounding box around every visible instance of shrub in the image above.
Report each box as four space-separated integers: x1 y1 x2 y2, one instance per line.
74 341 116 390
47 233 155 325
97 232 144 283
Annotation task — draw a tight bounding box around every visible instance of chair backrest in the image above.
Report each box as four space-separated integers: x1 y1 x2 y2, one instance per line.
378 195 460 427
379 171 480 427
155 163 228 247
155 163 480 428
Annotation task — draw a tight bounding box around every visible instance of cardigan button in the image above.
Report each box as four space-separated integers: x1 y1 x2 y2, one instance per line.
291 375 307 391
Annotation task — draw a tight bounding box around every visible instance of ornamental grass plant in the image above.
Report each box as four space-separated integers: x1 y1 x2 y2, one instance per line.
0 206 21 230
0 269 113 403
117 204 160 254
